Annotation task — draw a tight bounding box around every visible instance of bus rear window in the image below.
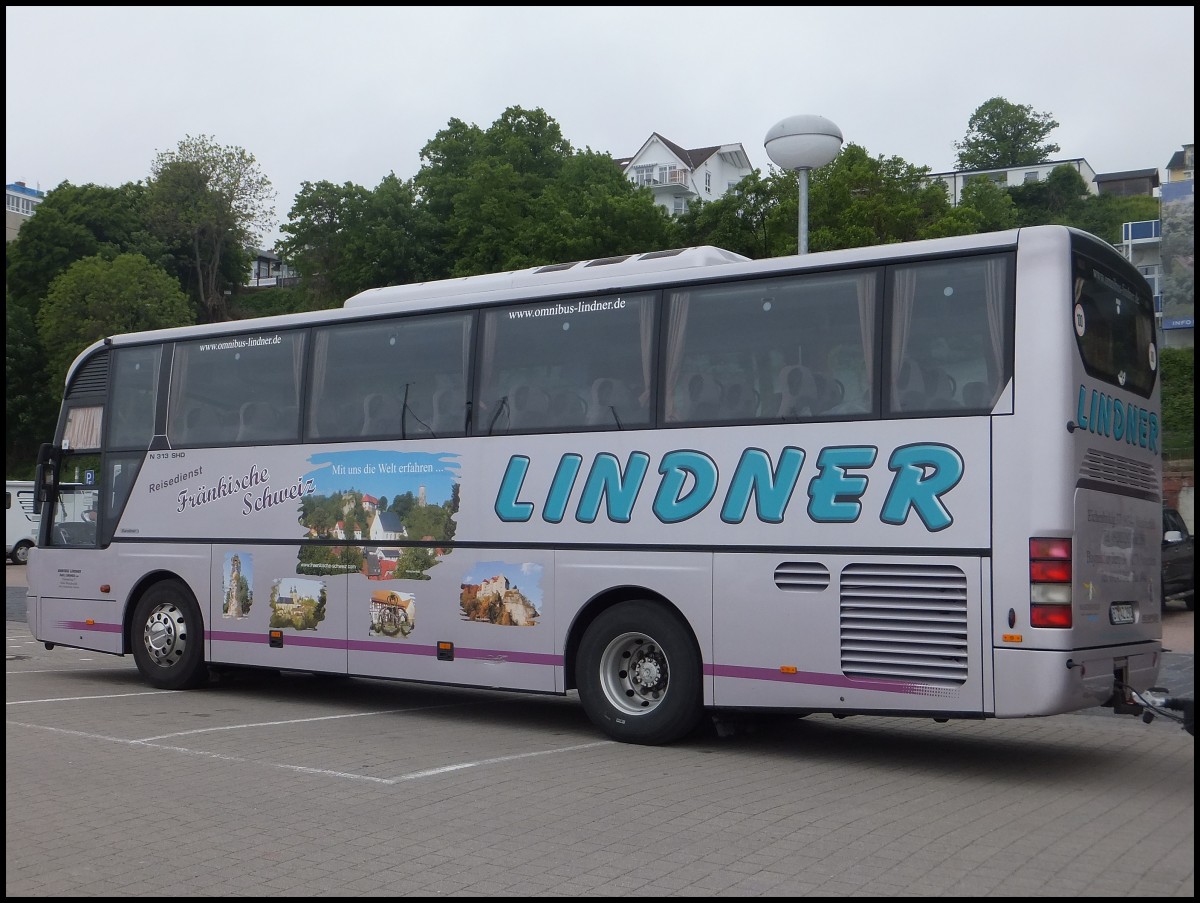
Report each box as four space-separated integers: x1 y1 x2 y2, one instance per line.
1072 251 1156 398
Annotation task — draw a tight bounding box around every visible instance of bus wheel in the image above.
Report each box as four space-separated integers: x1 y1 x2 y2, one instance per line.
11 540 33 565
131 581 209 690
577 601 703 745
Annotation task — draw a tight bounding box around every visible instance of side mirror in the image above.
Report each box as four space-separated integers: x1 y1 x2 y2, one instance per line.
1163 530 1184 544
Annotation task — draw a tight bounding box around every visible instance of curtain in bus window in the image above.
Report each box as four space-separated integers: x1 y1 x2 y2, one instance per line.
856 273 876 408
663 291 690 422
889 269 919 413
981 258 1007 408
63 405 103 451
888 255 1010 416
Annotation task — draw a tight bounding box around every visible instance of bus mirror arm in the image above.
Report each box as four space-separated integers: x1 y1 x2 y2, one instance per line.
1066 420 1078 433
32 442 59 515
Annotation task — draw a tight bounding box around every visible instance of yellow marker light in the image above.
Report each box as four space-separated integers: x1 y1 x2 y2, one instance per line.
780 665 797 674
1002 633 1023 643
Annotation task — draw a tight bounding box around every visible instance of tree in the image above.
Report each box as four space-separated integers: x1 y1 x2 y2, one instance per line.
807 145 956 250
955 177 1020 232
414 106 574 275
35 254 194 390
1007 164 1091 226
145 134 274 322
521 149 675 264
5 287 54 476
5 181 157 311
674 170 787 259
1160 347 1194 463
954 98 1060 170
1070 192 1160 245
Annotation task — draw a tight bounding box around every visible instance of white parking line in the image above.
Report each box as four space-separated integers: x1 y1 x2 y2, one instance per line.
6 718 612 785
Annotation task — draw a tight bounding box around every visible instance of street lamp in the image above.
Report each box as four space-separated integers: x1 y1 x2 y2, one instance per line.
764 115 843 254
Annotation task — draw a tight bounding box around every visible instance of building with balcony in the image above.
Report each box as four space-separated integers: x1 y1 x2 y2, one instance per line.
1113 145 1193 349
246 248 299 288
5 181 44 242
614 133 752 217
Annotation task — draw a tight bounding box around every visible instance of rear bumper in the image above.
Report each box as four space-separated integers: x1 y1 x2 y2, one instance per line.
993 643 1161 716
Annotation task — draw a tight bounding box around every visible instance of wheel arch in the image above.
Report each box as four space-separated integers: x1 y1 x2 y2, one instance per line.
563 585 699 692
122 570 201 655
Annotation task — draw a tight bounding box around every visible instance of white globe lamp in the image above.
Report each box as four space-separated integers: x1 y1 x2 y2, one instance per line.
764 115 843 254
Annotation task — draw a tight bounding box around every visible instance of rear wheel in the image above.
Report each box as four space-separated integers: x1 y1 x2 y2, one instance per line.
11 540 33 565
131 580 209 690
576 601 703 745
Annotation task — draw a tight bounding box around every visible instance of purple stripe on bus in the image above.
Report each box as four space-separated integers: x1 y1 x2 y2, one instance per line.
56 620 122 634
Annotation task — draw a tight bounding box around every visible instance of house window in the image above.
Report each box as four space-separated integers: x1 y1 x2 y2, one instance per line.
633 164 655 187
673 197 688 216
1023 172 1039 184
658 164 677 185
705 171 712 193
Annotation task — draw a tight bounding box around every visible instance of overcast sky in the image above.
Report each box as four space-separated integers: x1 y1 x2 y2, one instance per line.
6 6 1195 247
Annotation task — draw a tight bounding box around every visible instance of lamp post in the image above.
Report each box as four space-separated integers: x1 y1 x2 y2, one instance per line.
764 115 843 254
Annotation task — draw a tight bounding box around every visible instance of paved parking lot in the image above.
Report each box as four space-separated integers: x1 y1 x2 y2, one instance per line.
6 565 1194 897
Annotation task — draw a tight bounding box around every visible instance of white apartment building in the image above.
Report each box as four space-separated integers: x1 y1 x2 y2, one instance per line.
614 133 753 216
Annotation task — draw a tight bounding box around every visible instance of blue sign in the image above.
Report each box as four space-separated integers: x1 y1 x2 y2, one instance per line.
84 470 95 485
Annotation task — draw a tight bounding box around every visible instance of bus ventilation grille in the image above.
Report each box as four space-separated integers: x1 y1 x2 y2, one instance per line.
773 561 831 591
66 352 110 399
1078 450 1159 495
839 563 968 687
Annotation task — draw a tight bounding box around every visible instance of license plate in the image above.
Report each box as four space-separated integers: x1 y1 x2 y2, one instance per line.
1109 603 1135 625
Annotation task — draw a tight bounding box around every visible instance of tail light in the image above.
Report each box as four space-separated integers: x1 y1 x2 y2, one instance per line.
1029 537 1072 628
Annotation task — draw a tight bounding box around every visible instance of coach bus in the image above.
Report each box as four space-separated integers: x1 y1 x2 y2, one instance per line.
27 225 1166 745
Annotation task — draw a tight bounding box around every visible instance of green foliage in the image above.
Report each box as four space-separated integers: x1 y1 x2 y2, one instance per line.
5 287 55 476
956 177 1019 232
521 150 676 264
410 106 670 275
674 169 790 258
1160 347 1195 461
35 253 194 389
954 97 1061 170
1007 164 1091 226
1069 193 1160 245
806 145 955 251
278 175 436 306
5 181 156 310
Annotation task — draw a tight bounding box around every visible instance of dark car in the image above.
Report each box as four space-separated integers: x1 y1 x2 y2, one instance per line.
1162 506 1195 610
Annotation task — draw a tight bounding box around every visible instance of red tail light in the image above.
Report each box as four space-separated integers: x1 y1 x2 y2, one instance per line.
1029 536 1072 628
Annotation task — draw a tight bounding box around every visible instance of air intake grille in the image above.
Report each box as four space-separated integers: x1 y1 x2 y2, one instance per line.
839 563 968 687
66 352 109 398
773 561 831 592
1078 449 1158 495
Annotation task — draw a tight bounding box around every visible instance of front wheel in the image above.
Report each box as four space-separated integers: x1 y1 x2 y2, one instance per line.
11 540 33 565
576 601 703 745
131 580 209 690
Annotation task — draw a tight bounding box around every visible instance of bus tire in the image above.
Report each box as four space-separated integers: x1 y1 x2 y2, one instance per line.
131 581 209 690
10 540 33 565
577 601 703 746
